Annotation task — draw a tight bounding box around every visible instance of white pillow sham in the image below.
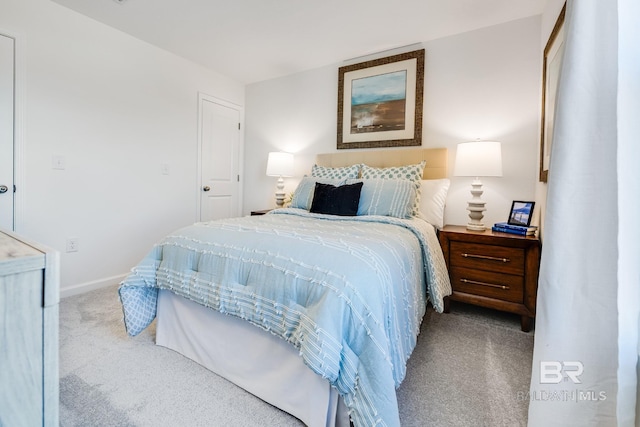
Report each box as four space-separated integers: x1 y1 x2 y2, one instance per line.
418 179 450 229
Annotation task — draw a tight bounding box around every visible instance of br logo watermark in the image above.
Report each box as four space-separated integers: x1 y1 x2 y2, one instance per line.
515 361 607 402
540 361 583 384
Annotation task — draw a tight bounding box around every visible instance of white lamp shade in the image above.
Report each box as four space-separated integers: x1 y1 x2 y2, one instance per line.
266 152 294 177
454 141 503 177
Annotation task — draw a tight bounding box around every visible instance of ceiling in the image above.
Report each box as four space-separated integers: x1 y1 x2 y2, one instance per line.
51 0 546 85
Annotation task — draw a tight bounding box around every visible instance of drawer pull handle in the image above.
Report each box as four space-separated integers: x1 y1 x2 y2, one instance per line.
462 253 510 263
460 278 510 290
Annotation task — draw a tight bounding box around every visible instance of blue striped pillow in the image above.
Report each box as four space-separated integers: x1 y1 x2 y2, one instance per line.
347 179 417 219
360 161 426 216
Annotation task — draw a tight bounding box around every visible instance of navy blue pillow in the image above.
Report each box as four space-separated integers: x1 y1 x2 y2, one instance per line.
310 182 363 216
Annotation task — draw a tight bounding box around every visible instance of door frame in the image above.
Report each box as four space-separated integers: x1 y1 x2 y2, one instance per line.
0 29 24 232
196 92 244 222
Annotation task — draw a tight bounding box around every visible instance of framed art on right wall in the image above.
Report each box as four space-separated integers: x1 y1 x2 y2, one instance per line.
540 3 566 182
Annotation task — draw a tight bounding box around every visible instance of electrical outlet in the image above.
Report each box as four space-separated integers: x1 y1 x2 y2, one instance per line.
52 155 66 170
161 163 170 175
66 237 79 253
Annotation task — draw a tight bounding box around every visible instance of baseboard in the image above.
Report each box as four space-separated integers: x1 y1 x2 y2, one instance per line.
60 273 127 299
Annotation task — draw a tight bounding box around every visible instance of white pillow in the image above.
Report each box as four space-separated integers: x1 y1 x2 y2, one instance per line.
418 179 450 229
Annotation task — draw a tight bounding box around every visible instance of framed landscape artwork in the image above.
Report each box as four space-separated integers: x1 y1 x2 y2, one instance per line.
337 49 425 149
540 3 566 182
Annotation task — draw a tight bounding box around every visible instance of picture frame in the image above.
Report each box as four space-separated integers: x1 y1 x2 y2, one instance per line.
508 201 535 227
539 3 566 182
337 49 424 150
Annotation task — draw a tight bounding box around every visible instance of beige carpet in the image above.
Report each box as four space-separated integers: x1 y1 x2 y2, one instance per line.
59 284 534 426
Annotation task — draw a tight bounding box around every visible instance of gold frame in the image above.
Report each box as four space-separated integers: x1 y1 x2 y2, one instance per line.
337 49 424 150
540 3 566 182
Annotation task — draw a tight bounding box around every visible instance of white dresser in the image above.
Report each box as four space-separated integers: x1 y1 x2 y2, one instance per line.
0 229 59 426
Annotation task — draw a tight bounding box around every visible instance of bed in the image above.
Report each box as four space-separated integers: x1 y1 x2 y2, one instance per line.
119 148 452 427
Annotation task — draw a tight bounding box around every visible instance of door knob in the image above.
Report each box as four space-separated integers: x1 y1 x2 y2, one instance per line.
203 186 211 192
0 185 8 194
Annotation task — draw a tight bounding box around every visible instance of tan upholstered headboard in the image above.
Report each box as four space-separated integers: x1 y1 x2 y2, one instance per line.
315 148 448 180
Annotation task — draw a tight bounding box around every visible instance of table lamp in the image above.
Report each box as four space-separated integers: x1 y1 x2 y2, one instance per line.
454 141 503 231
266 152 294 207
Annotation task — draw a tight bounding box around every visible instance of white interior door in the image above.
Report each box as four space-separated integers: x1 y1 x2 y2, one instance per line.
199 95 241 222
0 34 14 231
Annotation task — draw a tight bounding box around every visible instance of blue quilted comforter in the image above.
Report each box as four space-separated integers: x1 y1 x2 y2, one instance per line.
119 208 451 427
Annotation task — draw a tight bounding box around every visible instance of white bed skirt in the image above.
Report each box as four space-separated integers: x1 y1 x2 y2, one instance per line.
156 289 349 427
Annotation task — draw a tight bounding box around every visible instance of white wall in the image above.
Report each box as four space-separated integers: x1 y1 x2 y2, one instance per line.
1 0 244 295
244 66 338 212
245 16 542 229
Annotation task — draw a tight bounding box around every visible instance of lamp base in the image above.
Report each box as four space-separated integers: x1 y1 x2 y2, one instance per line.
466 221 486 231
274 192 285 208
466 178 487 231
274 176 285 208
466 205 487 230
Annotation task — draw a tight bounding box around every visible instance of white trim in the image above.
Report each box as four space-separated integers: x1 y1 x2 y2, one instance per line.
196 92 204 222
0 28 25 232
60 273 128 299
13 33 25 233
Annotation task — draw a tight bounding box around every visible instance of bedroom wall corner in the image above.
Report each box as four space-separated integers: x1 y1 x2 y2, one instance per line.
0 0 245 295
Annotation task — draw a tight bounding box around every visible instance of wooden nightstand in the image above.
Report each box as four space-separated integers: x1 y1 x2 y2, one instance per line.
438 225 541 332
250 209 272 216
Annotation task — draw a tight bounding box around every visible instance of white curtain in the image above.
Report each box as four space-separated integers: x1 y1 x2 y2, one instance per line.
529 0 640 426
616 0 640 425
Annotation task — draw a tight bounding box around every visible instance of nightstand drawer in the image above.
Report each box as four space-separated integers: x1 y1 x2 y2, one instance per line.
451 267 524 303
450 241 525 276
